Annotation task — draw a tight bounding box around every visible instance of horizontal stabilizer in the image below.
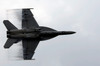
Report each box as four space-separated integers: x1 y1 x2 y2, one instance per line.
4 38 18 48
3 20 18 31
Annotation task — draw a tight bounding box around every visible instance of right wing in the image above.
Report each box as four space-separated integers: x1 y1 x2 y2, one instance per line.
22 9 39 29
22 39 40 60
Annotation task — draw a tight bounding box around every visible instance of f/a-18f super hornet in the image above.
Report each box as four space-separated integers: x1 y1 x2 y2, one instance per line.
3 8 76 60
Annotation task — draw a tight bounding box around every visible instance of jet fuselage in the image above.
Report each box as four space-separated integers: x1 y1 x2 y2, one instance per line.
7 27 75 40
3 9 76 60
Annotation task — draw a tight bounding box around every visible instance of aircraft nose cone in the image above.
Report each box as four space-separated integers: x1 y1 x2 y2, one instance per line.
70 31 76 34
61 31 76 35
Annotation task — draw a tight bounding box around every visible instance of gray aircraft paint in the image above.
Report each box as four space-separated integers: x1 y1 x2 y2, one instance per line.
3 9 75 60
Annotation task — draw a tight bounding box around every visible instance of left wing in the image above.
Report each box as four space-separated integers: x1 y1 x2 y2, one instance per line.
22 39 40 60
22 9 39 29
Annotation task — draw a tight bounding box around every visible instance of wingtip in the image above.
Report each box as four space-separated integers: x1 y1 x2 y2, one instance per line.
3 20 8 23
4 46 9 49
22 8 34 10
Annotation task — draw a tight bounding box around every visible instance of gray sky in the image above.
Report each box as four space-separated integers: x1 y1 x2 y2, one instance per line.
0 0 100 66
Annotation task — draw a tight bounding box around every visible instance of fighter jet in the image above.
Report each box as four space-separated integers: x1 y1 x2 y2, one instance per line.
3 8 76 60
